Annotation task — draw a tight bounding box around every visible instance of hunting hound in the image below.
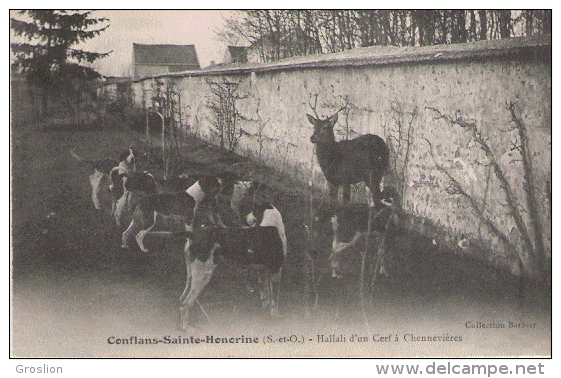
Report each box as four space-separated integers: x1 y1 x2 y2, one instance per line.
327 186 398 278
71 147 136 212
121 176 223 252
179 224 285 331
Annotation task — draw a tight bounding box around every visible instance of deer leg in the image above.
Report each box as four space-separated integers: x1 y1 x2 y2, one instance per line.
367 175 383 205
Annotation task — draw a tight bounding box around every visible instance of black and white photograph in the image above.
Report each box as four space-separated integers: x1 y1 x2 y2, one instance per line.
10 9 552 362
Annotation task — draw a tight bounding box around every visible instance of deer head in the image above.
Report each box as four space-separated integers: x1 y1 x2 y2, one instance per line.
308 113 338 144
307 94 348 145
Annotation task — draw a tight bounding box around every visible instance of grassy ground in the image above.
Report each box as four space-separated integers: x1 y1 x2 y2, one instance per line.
10 115 551 358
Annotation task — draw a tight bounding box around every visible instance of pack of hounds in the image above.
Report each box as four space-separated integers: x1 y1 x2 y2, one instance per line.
72 143 397 331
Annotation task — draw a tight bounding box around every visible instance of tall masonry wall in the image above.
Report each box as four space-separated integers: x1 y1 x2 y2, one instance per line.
112 35 551 272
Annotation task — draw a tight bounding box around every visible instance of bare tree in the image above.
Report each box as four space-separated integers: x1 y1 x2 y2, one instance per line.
217 10 551 63
425 105 549 280
205 77 248 153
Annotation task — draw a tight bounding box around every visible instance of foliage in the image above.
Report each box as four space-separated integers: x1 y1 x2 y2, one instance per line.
11 10 111 114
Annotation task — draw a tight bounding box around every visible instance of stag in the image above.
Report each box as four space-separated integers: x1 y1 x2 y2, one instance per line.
307 101 389 204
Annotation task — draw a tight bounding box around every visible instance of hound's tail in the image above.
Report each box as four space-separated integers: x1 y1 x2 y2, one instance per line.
70 148 97 166
72 148 119 175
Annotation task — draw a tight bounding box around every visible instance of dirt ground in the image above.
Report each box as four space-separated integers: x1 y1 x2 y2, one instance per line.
10 119 551 358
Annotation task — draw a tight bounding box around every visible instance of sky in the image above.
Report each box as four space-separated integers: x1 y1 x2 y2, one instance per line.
72 10 236 77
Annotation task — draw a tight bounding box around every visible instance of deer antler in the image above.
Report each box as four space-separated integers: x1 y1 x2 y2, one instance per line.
332 95 350 117
308 93 321 119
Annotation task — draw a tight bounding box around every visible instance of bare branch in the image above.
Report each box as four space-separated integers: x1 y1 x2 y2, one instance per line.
507 101 546 272
426 106 535 261
423 137 523 266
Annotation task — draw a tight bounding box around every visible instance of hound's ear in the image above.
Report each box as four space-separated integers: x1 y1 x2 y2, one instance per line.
306 114 317 125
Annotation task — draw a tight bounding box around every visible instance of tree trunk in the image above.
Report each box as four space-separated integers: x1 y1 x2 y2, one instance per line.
469 10 477 40
479 10 488 40
499 10 511 38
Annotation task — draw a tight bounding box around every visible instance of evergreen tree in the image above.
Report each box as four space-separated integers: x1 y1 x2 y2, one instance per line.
11 10 111 115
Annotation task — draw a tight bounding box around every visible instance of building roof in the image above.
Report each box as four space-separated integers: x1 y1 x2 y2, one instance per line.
133 43 200 67
227 46 248 63
140 34 550 81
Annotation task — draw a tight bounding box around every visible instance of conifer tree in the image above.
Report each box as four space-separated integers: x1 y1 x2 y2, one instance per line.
11 10 111 115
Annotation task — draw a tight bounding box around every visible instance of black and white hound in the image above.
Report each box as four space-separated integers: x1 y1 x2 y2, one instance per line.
71 147 136 212
121 176 223 252
111 171 161 227
245 202 287 257
179 224 285 331
325 187 399 278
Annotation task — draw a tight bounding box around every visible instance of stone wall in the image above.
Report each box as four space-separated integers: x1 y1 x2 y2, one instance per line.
115 36 551 271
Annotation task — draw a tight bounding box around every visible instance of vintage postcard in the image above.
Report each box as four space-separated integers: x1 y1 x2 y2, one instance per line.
10 10 551 361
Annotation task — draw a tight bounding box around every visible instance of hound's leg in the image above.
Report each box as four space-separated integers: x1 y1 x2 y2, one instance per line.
257 272 275 314
180 260 201 332
232 205 242 226
188 203 200 230
114 193 128 227
259 272 277 316
135 211 158 253
371 233 390 288
270 268 282 317
245 269 255 293
121 207 144 249
89 173 102 210
214 210 225 228
205 206 215 225
341 184 351 204
203 203 222 227
330 230 364 278
180 247 217 332
111 199 117 218
180 239 193 303
258 273 267 303
328 182 339 204
121 217 136 249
